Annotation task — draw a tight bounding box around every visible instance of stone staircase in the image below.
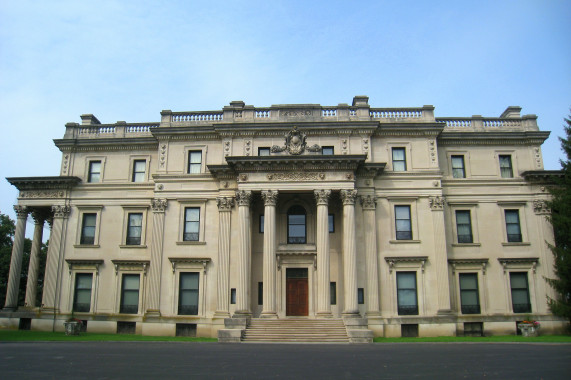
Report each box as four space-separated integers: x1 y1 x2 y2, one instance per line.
241 318 350 343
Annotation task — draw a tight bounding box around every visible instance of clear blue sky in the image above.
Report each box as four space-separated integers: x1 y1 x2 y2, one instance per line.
1 0 570 237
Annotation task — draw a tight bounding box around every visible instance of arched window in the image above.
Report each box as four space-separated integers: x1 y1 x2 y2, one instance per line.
287 205 306 244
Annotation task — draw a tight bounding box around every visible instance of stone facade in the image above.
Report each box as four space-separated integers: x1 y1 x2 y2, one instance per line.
1 96 566 338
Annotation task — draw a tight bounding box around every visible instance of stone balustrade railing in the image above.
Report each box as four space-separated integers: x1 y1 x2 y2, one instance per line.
171 112 223 122
437 117 528 130
65 123 159 139
369 108 424 119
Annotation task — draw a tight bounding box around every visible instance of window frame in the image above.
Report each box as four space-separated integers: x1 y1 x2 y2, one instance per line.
322 146 334 155
396 271 418 315
73 273 93 313
455 210 473 244
328 213 335 233
119 273 141 314
330 282 336 305
87 160 102 183
130 158 149 183
75 207 103 247
183 207 200 242
509 272 531 313
126 212 143 246
177 201 207 244
459 273 481 314
498 203 529 245
504 209 522 243
391 147 407 172
394 205 412 241
178 272 200 315
184 145 207 174
388 199 420 244
121 207 148 248
287 205 307 244
169 258 209 317
258 282 263 305
258 147 271 156
259 214 264 233
451 155 466 178
499 154 514 178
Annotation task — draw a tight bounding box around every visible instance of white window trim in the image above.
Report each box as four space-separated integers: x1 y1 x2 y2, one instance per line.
495 150 518 178
387 143 412 172
112 260 149 316
120 206 149 248
388 198 420 244
498 258 539 314
65 259 103 314
497 202 530 246
447 151 471 178
448 203 481 246
448 259 489 315
128 155 151 183
168 258 210 317
177 199 207 245
74 206 103 248
183 145 208 174
84 156 106 184
385 256 427 317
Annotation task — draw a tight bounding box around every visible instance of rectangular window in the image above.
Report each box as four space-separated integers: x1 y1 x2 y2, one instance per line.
451 155 466 178
392 148 406 171
395 205 412 240
455 210 473 243
258 147 270 156
397 272 418 315
322 146 334 155
183 207 200 241
132 160 146 182
510 272 531 313
505 210 522 243
120 274 140 314
73 273 93 312
178 272 199 315
126 213 143 245
259 215 264 233
358 288 365 304
188 151 202 174
328 214 335 233
499 155 513 178
80 213 97 245
230 288 236 304
330 282 336 305
258 282 263 305
459 273 480 314
88 161 101 183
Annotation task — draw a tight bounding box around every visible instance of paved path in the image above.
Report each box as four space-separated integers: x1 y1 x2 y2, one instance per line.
1 342 570 379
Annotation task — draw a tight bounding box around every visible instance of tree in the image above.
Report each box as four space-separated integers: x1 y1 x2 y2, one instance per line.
546 112 571 325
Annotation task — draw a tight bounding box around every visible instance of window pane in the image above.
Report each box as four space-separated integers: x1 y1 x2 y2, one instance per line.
510 273 527 288
398 289 417 306
392 148 405 160
123 275 140 290
289 225 305 237
505 210 519 224
456 211 470 224
322 147 334 155
179 273 199 315
328 214 334 233
180 273 199 289
395 206 410 219
189 151 202 163
133 160 146 182
397 273 416 289
258 148 270 156
89 161 101 183
81 214 96 244
289 214 305 224
459 274 478 290
499 155 513 178
186 208 200 222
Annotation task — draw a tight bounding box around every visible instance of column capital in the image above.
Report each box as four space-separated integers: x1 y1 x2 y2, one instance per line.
429 196 445 211
340 189 358 205
360 194 377 210
216 196 235 211
51 205 70 218
31 210 47 225
261 190 278 206
314 189 331 206
151 198 168 213
13 205 29 218
235 190 252 206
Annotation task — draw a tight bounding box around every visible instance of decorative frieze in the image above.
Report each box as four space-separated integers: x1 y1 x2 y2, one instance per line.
235 190 252 206
533 199 550 215
51 205 70 218
216 197 235 211
159 144 167 168
271 126 321 155
340 189 358 205
429 196 445 210
151 199 168 213
20 190 65 199
261 190 278 206
314 189 331 206
266 172 325 181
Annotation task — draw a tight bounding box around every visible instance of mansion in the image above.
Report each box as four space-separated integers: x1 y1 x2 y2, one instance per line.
1 96 565 341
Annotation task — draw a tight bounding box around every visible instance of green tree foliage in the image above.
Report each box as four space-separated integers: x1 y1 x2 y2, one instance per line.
546 112 571 324
0 213 47 308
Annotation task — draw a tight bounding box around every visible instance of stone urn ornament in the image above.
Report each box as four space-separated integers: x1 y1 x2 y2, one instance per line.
517 320 540 337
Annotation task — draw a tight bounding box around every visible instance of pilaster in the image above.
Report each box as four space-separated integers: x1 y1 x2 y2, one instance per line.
42 205 70 312
341 190 359 316
360 194 380 316
234 190 252 316
261 190 278 318
314 189 332 317
429 196 452 314
3 206 29 310
214 196 234 318
145 198 167 317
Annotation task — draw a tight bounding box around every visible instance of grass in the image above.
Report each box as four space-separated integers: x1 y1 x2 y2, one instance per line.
374 335 571 343
0 329 217 342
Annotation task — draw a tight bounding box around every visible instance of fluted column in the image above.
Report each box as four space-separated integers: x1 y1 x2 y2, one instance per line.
341 190 359 316
429 196 452 313
234 190 252 316
314 189 332 317
24 211 46 308
42 205 70 312
146 199 167 317
261 190 278 318
3 206 29 310
214 196 234 318
361 195 380 315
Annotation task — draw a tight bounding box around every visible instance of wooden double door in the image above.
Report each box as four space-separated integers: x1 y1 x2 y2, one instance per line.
286 268 308 316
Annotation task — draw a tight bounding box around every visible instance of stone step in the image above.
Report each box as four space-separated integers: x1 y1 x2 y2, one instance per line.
242 318 350 343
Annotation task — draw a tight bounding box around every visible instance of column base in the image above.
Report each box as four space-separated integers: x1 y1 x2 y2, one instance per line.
365 311 382 317
437 309 454 315
1 307 17 312
342 310 360 318
40 306 58 314
213 311 231 319
315 311 334 318
260 311 278 319
232 311 252 318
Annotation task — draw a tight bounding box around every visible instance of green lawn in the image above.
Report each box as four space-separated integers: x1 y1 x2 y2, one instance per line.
0 329 217 342
374 335 571 343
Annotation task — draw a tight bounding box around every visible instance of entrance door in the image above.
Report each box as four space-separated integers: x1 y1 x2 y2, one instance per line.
286 268 308 316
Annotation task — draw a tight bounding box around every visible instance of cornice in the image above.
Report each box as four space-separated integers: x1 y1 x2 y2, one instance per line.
7 176 81 191
223 154 368 172
438 131 550 146
522 170 564 184
54 137 158 152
